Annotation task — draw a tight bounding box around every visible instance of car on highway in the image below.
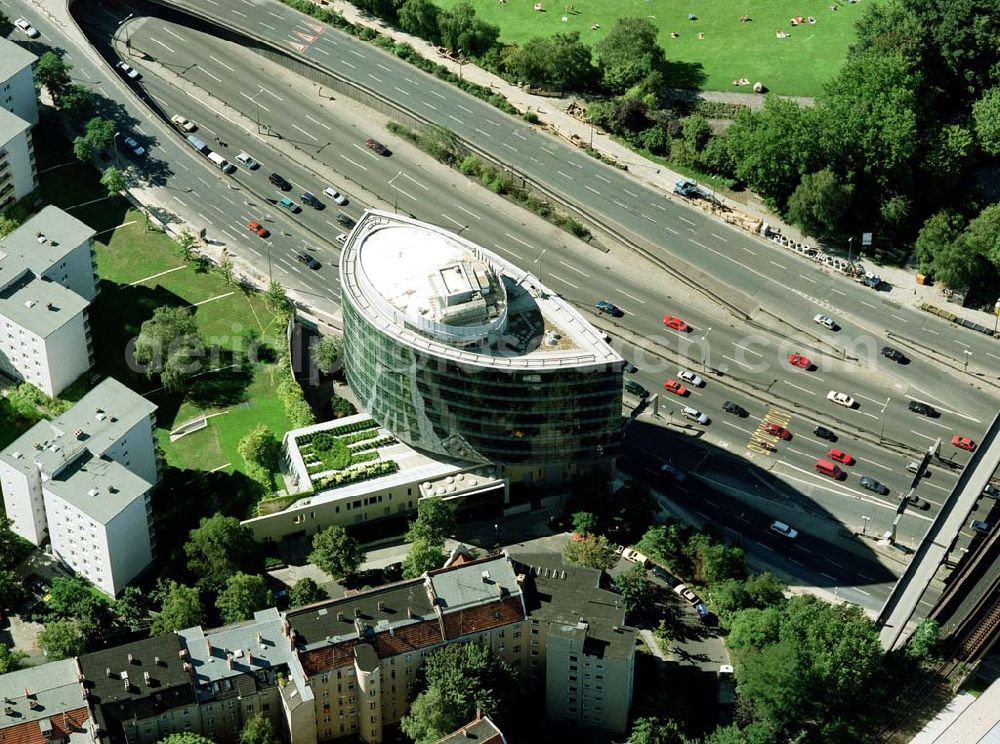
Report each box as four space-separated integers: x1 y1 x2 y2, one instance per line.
336 214 355 228
170 114 197 132
622 360 638 374
269 172 291 190
336 233 348 245
859 475 889 495
14 18 40 38
906 494 930 510
121 135 145 157
815 459 844 479
323 187 349 205
788 353 811 369
660 463 686 482
813 425 837 441
296 253 320 270
769 520 798 539
662 315 690 332
677 370 704 387
723 401 747 417
301 192 324 209
908 400 936 416
984 484 999 499
681 406 709 425
662 379 688 396
881 346 908 363
970 520 992 534
116 61 141 80
827 391 856 408
952 435 977 452
763 423 791 440
365 138 391 156
246 220 269 238
624 380 648 398
827 449 853 465
596 300 622 316
673 584 701 604
279 196 301 214
813 314 837 330
236 151 260 170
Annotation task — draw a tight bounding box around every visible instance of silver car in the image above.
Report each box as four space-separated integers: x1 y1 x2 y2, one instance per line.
681 406 709 425
813 313 837 330
678 369 704 387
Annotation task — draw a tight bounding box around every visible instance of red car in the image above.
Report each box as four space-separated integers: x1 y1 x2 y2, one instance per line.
246 220 269 238
952 435 977 452
763 423 791 440
662 315 690 332
827 449 853 465
788 353 811 369
366 138 391 156
663 379 689 396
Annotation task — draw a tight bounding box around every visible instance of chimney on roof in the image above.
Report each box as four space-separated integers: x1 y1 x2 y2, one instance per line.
46 303 54 311
179 648 189 659
256 632 263 645
516 573 526 587
337 611 345 622
354 607 361 618
3 704 11 715
127 653 135 665
282 620 291 637
247 651 253 666
122 678 130 693
407 608 414 620
481 570 490 582
206 639 212 656
182 662 193 674
226 655 233 669
377 601 385 611
106 668 113 678
143 672 150 686
154 656 161 666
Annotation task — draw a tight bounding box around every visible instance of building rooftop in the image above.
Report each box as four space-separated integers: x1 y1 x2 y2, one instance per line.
43 451 152 524
429 554 520 612
511 551 637 661
0 106 29 148
434 716 506 744
0 659 84 727
0 206 96 281
341 211 620 369
0 37 35 85
0 268 89 337
1 378 157 481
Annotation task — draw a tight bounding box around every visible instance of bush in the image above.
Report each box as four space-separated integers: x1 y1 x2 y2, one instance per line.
276 372 315 428
459 154 482 177
330 396 356 418
315 460 399 490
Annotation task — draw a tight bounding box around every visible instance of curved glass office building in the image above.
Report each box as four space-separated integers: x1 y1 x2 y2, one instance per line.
340 211 623 482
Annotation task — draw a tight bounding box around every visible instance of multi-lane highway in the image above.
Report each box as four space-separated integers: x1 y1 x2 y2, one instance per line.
7 0 999 596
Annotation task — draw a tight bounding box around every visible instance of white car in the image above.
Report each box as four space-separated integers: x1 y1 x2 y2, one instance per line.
677 370 704 387
827 390 855 408
681 406 709 425
14 18 39 38
170 114 197 132
813 313 837 330
122 136 145 157
622 548 649 566
116 61 140 80
235 151 259 170
336 233 348 244
769 520 798 539
673 584 701 604
323 186 349 206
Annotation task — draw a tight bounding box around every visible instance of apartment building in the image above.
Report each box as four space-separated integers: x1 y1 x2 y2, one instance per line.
0 377 158 596
0 206 97 395
0 658 93 744
0 37 39 127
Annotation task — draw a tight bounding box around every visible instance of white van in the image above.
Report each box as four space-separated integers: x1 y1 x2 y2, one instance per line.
207 151 235 174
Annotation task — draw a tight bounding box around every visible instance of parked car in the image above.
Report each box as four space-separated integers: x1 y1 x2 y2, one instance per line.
14 18 40 38
122 135 145 157
596 300 621 316
170 114 197 132
763 423 791 440
813 425 837 441
769 521 798 539
983 484 999 499
336 233 348 245
246 220 269 238
952 435 977 452
624 380 648 398
335 214 355 227
663 379 689 396
673 584 701 604
881 346 907 363
677 370 704 387
813 313 837 330
296 252 320 270
622 549 650 567
827 391 856 408
365 138 391 155
859 476 889 495
269 172 291 190
970 520 991 534
908 400 936 416
695 603 711 622
236 151 260 169
116 60 141 80
323 186 349 205
622 360 638 374
662 315 690 332
681 406 709 425
722 401 747 417
279 196 301 213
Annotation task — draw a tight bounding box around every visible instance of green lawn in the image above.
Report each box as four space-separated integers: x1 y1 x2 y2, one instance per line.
437 0 867 96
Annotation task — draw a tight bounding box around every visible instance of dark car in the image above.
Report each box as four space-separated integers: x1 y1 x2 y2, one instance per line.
650 566 677 586
984 484 1000 499
723 401 747 417
624 379 648 398
596 300 622 316
908 400 935 416
335 213 355 227
365 138 391 156
859 476 889 495
383 562 404 581
269 172 292 190
300 192 324 209
881 346 908 363
296 253 320 270
813 425 837 441
695 602 712 623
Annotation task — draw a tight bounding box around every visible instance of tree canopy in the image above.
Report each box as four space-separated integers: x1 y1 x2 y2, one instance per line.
595 17 666 95
309 525 364 579
289 577 328 607
562 533 618 571
405 497 455 545
132 306 206 391
403 538 445 579
39 620 85 660
150 581 204 635
184 513 262 591
216 573 273 624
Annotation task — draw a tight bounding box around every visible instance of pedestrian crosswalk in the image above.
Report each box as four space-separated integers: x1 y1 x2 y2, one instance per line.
748 407 792 454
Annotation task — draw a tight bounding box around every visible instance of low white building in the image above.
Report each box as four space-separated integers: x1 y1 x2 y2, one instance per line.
0 206 97 395
0 378 158 596
0 37 38 127
0 107 36 212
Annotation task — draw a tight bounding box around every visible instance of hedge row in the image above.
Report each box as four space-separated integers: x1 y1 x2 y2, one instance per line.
314 459 399 490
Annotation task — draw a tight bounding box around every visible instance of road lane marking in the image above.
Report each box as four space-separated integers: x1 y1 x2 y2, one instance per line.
430 90 446 100
474 128 492 137
240 91 269 110
664 226 679 235
826 559 844 568
291 124 318 141
546 273 578 289
455 204 481 220
853 392 886 406
921 327 939 335
853 588 872 596
305 115 331 130
231 9 247 17
502 143 518 152
722 421 754 435
568 161 583 169
367 74 383 84
954 339 970 348
350 49 365 59
421 101 437 111
164 27 186 41
259 21 277 31
901 394 980 423
338 154 368 171
458 104 474 114
439 212 464 229
390 185 417 201
830 288 846 296
623 188 639 197
595 174 611 183
678 216 696 226
504 232 534 250
512 131 528 141
652 203 667 212
782 380 815 395
394 86 410 96
860 300 877 309
540 146 555 155
769 261 787 270
340 59 356 69
404 76 418 85
559 261 590 278
734 343 763 358
722 354 752 369
642 214 656 223
890 314 908 323
711 232 728 242
209 55 235 72
493 243 522 259
448 115 464 125
857 457 892 472
198 66 223 83
798 274 817 284
689 239 708 249
585 185 601 195
616 289 646 303
558 170 572 179
755 542 774 552
377 63 392 72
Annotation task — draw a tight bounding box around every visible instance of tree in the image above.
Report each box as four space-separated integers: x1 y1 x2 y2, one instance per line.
437 2 500 57
264 280 292 316
177 230 198 261
184 513 262 591
615 98 649 132
682 114 712 154
507 32 596 92
405 497 455 545
159 735 215 744
0 516 32 571
907 618 940 660
627 717 689 744
58 83 94 125
0 569 25 612
571 511 598 535
915 210 968 284
100 166 127 196
617 563 654 613
132 306 206 391
238 424 279 489
974 87 1000 155
403 538 445 579
35 52 72 104
38 620 85 660
240 714 276 744
216 573 273 624
785 168 854 240
699 543 746 586
150 581 204 635
637 522 686 569
72 117 116 161
595 17 666 94
923 124 976 196
313 335 341 375
0 643 27 675
563 533 617 570
398 0 440 44
958 203 1000 271
609 480 657 540
289 577 328 607
401 643 517 744
219 254 235 286
114 586 151 628
309 525 364 579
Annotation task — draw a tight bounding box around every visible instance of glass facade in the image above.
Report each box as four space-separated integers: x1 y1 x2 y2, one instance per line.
342 300 622 471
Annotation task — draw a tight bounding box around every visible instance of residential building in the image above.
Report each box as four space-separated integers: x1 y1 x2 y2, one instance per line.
435 716 506 743
0 206 97 395
340 210 623 486
0 658 93 743
0 37 39 126
0 106 37 212
243 413 505 543
0 377 158 596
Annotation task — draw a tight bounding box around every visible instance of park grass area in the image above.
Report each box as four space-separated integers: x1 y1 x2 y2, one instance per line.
436 0 868 96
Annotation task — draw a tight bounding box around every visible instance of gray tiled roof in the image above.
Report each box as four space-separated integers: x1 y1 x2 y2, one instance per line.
0 658 82 726
0 106 29 148
429 555 520 611
0 37 35 84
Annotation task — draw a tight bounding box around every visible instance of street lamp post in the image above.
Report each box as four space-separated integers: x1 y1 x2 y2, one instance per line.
265 241 273 283
700 327 712 372
388 170 404 213
457 49 465 82
963 349 973 374
847 236 854 265
878 396 890 444
861 515 870 536
250 87 265 135
118 13 135 56
112 132 122 170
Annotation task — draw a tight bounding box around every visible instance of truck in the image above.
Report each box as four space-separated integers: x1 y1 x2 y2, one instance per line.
185 135 209 154
674 179 712 200
207 151 235 174
717 664 735 706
